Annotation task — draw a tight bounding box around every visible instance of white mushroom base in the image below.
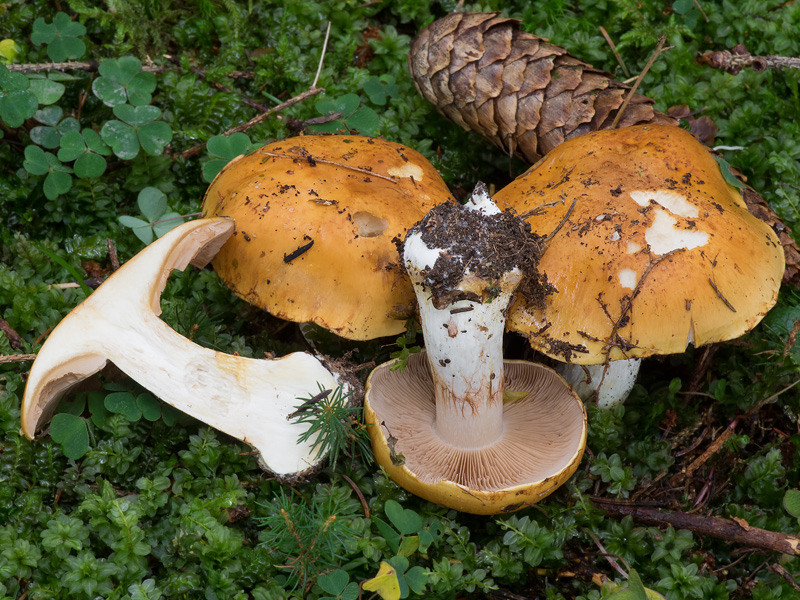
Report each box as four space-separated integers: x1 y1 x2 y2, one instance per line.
365 352 586 514
557 358 641 408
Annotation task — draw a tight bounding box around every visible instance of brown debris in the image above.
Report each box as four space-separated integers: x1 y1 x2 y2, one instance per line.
698 44 800 74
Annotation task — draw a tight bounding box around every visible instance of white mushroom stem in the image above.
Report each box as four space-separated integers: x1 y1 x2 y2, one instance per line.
21 218 347 476
403 187 521 449
557 358 641 408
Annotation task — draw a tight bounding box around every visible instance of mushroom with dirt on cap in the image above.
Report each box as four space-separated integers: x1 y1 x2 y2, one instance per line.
494 124 785 406
364 184 587 515
21 218 355 478
201 135 455 341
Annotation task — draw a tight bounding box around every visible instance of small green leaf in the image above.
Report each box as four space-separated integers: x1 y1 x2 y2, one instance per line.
207 132 251 159
33 13 87 61
0 65 38 127
784 489 800 518
318 569 349 595
88 391 110 428
153 212 184 238
672 0 696 15
50 413 89 460
136 393 162 422
43 170 72 199
137 121 172 156
161 403 181 427
397 535 420 557
24 145 51 175
403 566 426 595
73 152 106 178
101 120 139 159
118 215 154 244
57 116 80 134
0 39 20 62
57 393 87 417
627 570 649 600
34 105 63 126
98 55 143 86
57 130 87 162
137 187 167 222
82 129 111 155
126 72 157 106
28 76 65 105
713 155 747 190
385 500 423 535
53 12 87 39
113 103 161 126
30 125 61 149
92 76 128 107
346 106 379 135
30 18 57 46
105 391 143 421
372 516 401 554
202 159 230 183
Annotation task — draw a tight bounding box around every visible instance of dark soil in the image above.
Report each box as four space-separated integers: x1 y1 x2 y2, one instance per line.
403 184 554 310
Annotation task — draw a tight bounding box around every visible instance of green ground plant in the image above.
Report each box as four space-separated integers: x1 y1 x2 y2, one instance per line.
2 0 800 598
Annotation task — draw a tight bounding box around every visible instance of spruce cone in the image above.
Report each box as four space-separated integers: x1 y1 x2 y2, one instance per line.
409 11 800 287
408 12 676 163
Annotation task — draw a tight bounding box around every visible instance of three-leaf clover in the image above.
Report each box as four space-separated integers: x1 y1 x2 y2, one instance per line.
310 93 379 135
202 132 252 182
318 570 358 600
58 129 112 178
23 145 72 199
118 187 184 245
0 63 38 127
92 56 157 107
362 75 399 106
100 104 172 159
30 12 87 62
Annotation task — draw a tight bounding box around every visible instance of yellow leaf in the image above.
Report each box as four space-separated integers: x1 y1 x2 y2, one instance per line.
362 561 401 600
0 39 19 63
503 390 529 403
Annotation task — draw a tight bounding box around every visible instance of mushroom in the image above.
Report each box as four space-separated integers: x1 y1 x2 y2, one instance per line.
364 184 587 514
494 124 785 406
201 135 454 340
21 218 352 477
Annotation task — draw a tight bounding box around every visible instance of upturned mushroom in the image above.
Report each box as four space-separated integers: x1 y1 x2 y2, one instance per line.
21 218 352 477
494 124 785 406
202 135 454 340
365 184 587 514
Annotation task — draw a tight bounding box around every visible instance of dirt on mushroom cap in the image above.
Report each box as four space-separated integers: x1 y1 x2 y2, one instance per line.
496 125 785 363
201 135 454 340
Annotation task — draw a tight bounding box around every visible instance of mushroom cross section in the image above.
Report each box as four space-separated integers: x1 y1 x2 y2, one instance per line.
365 185 587 514
21 218 350 477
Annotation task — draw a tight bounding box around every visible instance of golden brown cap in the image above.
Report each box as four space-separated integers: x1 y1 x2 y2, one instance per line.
202 135 453 340
365 352 587 515
495 125 784 363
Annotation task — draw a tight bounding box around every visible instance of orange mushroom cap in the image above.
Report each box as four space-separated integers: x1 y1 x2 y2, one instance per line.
495 125 784 363
201 135 454 340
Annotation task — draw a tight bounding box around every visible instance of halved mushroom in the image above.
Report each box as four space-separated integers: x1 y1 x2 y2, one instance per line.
495 124 785 406
21 218 351 477
365 185 587 514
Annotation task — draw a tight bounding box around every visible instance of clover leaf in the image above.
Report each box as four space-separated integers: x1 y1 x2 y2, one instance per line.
93 56 157 107
118 187 184 244
57 129 111 178
23 145 73 199
362 75 399 106
30 12 87 62
27 74 66 105
0 63 38 127
202 132 252 182
310 93 379 135
50 413 89 460
100 104 172 159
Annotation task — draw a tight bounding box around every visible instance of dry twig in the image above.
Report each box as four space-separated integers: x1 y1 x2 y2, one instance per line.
611 36 668 129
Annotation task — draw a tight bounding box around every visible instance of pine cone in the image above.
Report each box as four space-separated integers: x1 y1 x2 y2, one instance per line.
409 11 800 287
408 12 676 163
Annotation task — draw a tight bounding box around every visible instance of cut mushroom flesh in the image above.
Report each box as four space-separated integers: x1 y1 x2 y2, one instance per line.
365 185 587 514
21 218 349 477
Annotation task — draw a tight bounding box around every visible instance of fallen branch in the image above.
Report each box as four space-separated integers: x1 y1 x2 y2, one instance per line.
0 354 37 364
698 44 800 74
592 498 800 556
611 35 668 129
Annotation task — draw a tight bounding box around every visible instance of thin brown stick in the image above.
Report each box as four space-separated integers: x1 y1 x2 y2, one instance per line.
256 150 397 183
768 563 800 592
699 47 800 74
177 87 324 159
611 35 668 129
6 60 253 78
692 0 710 22
598 26 630 77
0 354 37 364
340 473 370 518
592 499 800 556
